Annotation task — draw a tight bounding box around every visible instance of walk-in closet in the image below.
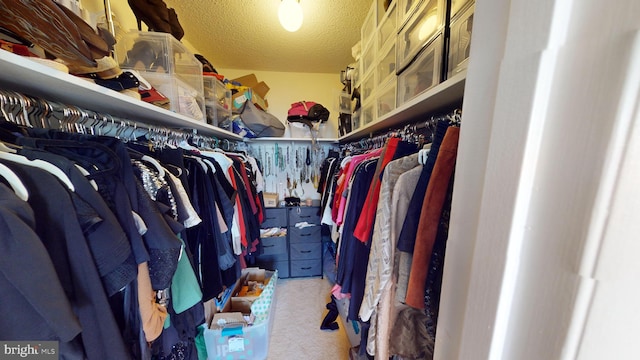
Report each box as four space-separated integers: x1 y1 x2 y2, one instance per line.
0 0 638 359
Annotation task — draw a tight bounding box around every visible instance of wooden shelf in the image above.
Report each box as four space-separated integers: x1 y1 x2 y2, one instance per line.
339 70 466 143
0 51 242 141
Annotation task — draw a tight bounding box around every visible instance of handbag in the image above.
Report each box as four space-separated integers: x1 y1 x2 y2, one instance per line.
239 100 285 137
287 101 330 123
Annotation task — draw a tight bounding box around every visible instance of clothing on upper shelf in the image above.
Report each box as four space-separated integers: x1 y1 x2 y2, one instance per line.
0 118 266 360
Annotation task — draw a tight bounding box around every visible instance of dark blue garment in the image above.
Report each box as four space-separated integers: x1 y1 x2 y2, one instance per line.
2 161 131 360
18 147 136 296
397 120 451 253
184 157 225 301
335 158 377 306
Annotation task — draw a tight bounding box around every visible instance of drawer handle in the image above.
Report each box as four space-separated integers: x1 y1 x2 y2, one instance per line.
301 250 312 253
300 234 311 237
263 245 275 248
300 215 311 218
301 266 312 270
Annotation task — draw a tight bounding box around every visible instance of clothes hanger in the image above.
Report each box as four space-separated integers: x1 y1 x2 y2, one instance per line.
74 163 99 191
0 163 29 201
0 152 75 192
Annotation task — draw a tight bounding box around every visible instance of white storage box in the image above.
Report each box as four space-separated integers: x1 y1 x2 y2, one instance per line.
450 0 474 19
377 0 397 51
361 2 377 49
397 34 443 106
361 99 376 125
204 75 232 126
398 0 425 31
396 0 444 73
361 40 377 78
447 2 474 79
377 42 397 87
361 70 376 103
115 31 205 121
377 78 397 118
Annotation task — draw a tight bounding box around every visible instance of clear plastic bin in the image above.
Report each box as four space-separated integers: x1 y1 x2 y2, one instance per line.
361 100 376 125
203 271 278 360
339 92 352 114
398 0 424 31
361 40 377 78
377 1 397 51
377 79 396 118
396 0 444 73
142 72 205 121
450 0 473 19
447 2 474 79
352 109 361 131
361 2 377 50
203 76 231 126
361 70 376 103
397 34 443 106
115 31 204 121
377 42 397 87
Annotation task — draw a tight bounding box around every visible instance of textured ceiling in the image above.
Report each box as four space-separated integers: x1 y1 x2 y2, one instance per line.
163 0 371 74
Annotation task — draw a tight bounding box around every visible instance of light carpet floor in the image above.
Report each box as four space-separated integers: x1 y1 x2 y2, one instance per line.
267 277 352 360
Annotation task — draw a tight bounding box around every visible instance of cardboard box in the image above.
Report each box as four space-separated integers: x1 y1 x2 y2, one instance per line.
263 193 278 207
231 73 270 111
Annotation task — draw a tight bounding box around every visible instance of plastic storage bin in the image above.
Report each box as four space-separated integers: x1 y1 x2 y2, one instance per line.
377 0 397 51
450 0 473 19
447 2 474 78
203 75 231 126
361 39 377 78
339 92 352 114
397 34 443 106
203 271 278 360
361 70 376 103
377 42 397 87
396 0 444 73
361 99 376 125
398 0 424 31
377 79 396 118
115 31 205 121
352 109 361 131
361 2 377 49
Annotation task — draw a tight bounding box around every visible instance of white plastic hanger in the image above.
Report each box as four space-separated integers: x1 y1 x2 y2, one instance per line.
0 163 29 201
202 159 217 174
0 152 75 192
74 164 99 191
141 155 166 178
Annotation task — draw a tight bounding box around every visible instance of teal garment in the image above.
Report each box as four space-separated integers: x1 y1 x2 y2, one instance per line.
171 235 203 314
195 324 208 360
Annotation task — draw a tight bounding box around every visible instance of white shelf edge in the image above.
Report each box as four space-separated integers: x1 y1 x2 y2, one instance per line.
0 51 242 141
339 69 467 143
247 137 339 143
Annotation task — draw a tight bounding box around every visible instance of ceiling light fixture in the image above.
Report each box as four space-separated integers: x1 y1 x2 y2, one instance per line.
278 0 303 32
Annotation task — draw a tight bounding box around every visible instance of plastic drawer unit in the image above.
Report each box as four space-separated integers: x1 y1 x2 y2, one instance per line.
288 207 322 277
361 100 376 125
377 42 397 87
398 0 425 31
361 1 377 49
377 0 397 51
115 31 205 122
256 208 289 278
397 34 443 106
377 78 397 118
203 75 231 126
396 0 444 73
447 2 474 79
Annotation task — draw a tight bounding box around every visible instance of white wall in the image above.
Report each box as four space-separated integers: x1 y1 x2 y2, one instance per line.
440 0 640 359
